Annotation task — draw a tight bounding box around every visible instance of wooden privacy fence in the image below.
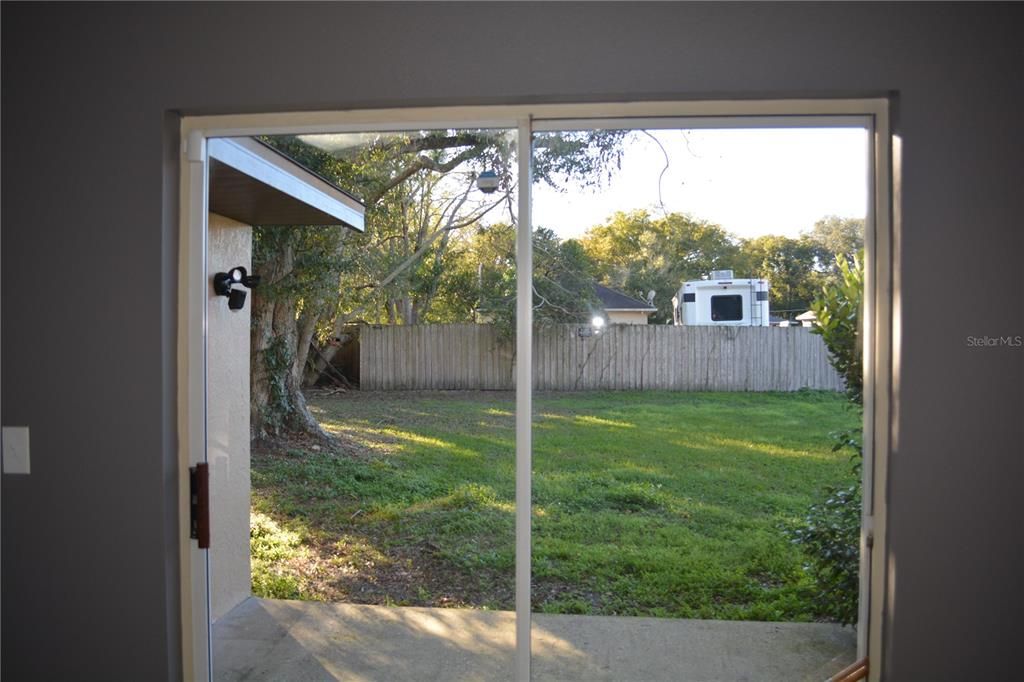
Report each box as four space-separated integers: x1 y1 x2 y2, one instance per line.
360 323 844 392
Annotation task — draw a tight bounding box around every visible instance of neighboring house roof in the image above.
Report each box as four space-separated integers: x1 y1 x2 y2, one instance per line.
208 137 365 230
595 284 658 312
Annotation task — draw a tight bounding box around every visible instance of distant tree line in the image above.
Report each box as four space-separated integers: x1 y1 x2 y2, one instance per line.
578 211 863 323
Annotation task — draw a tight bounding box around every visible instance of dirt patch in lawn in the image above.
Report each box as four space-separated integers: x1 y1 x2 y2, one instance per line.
283 531 512 609
251 438 514 610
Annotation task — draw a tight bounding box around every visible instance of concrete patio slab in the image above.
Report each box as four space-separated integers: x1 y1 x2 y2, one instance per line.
214 598 855 682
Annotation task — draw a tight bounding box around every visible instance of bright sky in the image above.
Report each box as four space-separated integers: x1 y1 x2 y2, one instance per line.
533 128 869 240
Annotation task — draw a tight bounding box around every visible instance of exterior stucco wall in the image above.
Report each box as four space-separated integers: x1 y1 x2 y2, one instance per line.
606 311 651 325
206 213 252 622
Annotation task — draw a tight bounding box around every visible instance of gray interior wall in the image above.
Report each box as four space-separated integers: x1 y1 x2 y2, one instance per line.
1 3 1020 680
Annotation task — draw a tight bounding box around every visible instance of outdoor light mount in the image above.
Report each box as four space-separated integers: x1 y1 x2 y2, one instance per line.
475 170 500 194
577 315 606 338
213 266 261 311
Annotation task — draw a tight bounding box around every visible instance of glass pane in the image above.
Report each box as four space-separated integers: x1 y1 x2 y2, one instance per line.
210 127 520 680
531 125 868 680
710 294 743 321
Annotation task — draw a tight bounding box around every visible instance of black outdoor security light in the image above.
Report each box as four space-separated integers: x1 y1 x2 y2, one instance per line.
213 266 260 311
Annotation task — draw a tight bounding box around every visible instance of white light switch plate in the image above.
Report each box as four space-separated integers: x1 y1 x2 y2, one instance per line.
2 426 31 474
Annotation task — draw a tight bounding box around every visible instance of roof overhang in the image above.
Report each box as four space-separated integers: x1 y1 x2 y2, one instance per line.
605 307 658 313
208 137 365 231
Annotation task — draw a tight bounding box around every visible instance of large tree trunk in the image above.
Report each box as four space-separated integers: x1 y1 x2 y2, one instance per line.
294 308 320 387
250 242 332 443
251 293 331 442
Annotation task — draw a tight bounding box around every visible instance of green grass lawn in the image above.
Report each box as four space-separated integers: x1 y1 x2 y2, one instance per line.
251 390 860 622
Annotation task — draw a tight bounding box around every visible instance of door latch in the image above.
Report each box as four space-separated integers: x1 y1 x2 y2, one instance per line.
189 463 210 549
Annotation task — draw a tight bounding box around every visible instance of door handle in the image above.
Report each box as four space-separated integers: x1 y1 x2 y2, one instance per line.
189 463 210 549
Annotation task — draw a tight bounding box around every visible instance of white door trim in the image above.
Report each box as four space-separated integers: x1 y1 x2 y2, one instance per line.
514 117 534 682
178 98 892 682
178 130 212 682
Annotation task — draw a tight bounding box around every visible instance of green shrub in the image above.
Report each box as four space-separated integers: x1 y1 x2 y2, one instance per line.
811 252 863 405
793 253 864 625
790 481 861 625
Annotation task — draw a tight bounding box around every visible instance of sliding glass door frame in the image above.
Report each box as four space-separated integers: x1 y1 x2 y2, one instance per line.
179 99 892 682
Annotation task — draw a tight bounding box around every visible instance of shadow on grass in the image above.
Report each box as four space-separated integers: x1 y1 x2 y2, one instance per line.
251 447 515 610
252 390 858 622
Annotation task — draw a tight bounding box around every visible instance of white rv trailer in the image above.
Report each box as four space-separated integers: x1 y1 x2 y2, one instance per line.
672 270 770 326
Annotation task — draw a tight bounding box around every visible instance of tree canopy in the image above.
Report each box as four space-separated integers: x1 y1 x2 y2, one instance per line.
578 210 865 322
442 224 599 335
249 129 628 439
579 210 739 323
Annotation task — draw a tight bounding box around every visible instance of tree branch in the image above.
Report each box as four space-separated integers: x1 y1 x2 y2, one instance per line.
641 130 670 217
363 146 486 206
370 131 496 156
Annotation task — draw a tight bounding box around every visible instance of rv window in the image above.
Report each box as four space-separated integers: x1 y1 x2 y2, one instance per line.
711 295 743 321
